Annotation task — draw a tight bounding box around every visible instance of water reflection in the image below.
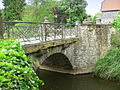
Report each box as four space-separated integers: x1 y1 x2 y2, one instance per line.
38 70 120 90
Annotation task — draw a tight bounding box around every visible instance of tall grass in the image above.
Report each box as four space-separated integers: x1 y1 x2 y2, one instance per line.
111 32 120 47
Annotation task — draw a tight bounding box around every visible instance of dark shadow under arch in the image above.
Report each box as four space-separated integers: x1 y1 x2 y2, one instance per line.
42 53 73 70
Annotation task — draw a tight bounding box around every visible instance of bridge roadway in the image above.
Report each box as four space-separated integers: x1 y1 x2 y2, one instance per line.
19 35 76 45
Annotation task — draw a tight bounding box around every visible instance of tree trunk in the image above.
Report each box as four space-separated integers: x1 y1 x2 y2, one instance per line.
0 17 4 39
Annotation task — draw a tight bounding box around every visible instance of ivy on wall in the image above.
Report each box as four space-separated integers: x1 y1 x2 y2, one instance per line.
112 13 120 32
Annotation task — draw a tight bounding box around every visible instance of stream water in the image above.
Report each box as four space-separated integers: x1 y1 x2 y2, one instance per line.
37 70 120 90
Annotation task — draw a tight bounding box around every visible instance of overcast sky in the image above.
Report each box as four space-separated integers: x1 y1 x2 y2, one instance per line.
0 0 104 16
86 0 104 15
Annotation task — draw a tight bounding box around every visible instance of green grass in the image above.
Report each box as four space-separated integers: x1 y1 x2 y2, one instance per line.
111 32 120 47
93 32 120 81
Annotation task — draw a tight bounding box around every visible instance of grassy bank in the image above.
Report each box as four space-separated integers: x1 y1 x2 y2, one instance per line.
93 33 120 81
0 40 43 89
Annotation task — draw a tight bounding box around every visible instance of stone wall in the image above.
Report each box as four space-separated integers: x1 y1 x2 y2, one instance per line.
72 24 112 72
100 11 119 24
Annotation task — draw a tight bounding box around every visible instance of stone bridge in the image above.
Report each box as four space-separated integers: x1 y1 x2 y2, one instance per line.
0 21 113 74
22 24 112 74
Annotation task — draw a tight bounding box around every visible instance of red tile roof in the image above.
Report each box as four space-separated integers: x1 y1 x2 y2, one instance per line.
101 0 120 12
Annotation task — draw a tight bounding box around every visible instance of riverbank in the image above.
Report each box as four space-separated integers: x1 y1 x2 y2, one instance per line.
93 32 120 81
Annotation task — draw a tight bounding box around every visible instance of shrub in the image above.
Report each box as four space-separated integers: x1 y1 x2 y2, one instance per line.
0 40 44 89
112 13 120 32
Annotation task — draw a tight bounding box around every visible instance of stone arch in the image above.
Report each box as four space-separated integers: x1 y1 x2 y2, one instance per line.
42 53 73 70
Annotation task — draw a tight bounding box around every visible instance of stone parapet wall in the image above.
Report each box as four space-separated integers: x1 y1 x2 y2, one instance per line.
72 24 112 71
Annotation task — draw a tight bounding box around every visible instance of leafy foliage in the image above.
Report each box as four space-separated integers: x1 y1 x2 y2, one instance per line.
58 0 87 24
91 13 101 24
0 15 4 39
112 13 120 32
2 0 26 21
22 0 58 22
0 40 44 89
93 33 120 81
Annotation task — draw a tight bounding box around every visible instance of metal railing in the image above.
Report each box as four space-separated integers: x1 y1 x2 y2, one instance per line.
1 21 78 44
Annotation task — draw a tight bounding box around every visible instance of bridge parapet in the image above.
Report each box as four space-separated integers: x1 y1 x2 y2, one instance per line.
1 21 78 45
72 24 113 71
79 24 113 57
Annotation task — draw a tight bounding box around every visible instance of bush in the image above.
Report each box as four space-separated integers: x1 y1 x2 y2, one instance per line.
112 13 120 32
0 40 44 89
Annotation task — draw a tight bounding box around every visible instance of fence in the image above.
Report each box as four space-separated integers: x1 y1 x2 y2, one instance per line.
0 21 78 44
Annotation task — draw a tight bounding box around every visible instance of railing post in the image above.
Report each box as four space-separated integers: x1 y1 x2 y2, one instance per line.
7 24 10 38
75 21 81 37
0 16 4 39
62 24 65 39
43 17 49 41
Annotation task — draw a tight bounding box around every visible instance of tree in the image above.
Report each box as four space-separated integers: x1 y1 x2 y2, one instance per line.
0 12 4 39
2 0 26 21
52 5 68 23
30 0 43 7
22 0 58 22
112 13 120 32
58 0 88 24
